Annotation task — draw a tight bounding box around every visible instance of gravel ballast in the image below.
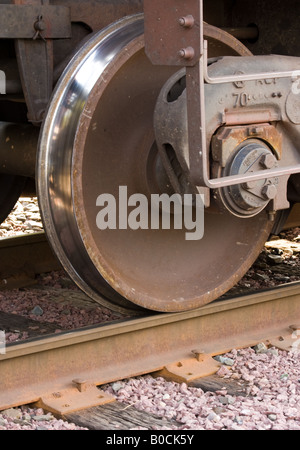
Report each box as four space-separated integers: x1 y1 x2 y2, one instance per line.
103 345 300 430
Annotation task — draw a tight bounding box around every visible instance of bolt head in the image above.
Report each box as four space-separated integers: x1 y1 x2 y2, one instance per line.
178 46 195 60
178 15 195 28
243 180 258 190
260 153 276 169
261 184 277 200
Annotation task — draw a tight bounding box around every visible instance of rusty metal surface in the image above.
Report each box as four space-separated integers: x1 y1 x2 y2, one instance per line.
144 0 202 66
0 4 71 39
0 283 300 414
14 0 54 124
144 0 253 66
58 0 143 32
212 124 282 166
37 385 115 416
210 124 290 217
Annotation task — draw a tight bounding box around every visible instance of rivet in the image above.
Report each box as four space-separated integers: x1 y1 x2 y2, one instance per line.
178 15 195 28
178 46 195 60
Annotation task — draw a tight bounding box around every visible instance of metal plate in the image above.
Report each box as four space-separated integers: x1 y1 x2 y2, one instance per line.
144 0 202 66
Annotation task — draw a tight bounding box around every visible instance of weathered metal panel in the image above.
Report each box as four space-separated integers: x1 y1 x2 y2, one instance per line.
0 5 71 39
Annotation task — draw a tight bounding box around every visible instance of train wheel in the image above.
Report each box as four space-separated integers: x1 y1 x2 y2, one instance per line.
37 15 273 313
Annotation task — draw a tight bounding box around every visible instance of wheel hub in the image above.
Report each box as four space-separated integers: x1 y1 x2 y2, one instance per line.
219 140 278 217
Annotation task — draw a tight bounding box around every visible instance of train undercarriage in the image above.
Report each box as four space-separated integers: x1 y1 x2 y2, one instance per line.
0 0 299 313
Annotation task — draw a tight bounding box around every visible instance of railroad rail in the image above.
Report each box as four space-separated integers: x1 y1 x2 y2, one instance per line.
0 280 299 416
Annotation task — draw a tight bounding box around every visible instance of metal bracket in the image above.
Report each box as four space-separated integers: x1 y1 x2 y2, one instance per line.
144 0 202 67
154 351 221 383
12 0 61 124
267 324 300 352
35 380 115 417
198 43 300 188
144 0 300 189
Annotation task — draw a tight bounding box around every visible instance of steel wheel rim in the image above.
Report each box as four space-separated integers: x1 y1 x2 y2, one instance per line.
37 16 146 313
